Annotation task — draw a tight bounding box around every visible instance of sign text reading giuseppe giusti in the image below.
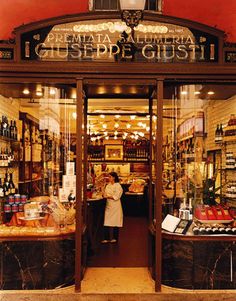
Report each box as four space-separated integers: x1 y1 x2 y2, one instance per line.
21 20 219 63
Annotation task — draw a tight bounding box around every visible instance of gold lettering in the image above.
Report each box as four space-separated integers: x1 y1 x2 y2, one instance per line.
46 33 54 43
70 44 82 59
103 34 111 43
186 35 194 44
35 43 48 58
96 34 103 43
142 44 155 59
97 44 107 57
109 44 120 57
200 45 205 60
122 44 132 59
55 44 68 58
163 45 175 59
176 45 188 60
83 44 94 59
189 45 199 61
88 35 94 43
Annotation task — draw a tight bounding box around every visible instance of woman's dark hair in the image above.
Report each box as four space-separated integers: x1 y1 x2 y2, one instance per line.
109 172 119 183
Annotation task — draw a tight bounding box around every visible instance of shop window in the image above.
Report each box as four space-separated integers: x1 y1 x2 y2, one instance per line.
92 0 162 11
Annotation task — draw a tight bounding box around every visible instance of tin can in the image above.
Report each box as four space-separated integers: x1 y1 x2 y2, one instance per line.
14 194 21 204
8 195 15 205
20 195 27 203
18 203 24 212
11 203 18 212
4 203 11 213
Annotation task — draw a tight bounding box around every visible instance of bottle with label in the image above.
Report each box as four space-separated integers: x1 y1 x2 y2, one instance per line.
179 198 187 219
188 198 193 220
215 124 220 143
3 173 9 197
0 178 4 198
8 173 15 195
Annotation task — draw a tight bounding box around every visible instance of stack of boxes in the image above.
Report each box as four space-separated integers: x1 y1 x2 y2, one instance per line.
59 162 76 202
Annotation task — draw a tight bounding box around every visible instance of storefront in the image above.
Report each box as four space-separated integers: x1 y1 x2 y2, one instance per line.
0 10 236 292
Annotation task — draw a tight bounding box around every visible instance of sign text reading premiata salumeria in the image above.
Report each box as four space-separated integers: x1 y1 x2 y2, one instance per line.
21 20 218 62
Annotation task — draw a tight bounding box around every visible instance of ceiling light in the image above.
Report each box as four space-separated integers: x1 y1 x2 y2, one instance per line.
114 136 117 140
114 123 119 128
105 136 109 140
104 131 108 136
72 112 77 119
115 114 121 119
138 122 143 127
181 91 188 95
36 90 43 97
194 91 201 95
102 124 107 129
126 124 131 129
100 114 105 118
130 115 136 120
23 88 30 95
207 91 215 95
114 130 118 135
49 88 56 95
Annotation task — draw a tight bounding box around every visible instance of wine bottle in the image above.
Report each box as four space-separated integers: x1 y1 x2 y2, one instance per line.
8 173 15 195
13 120 18 140
215 124 219 143
0 178 4 198
9 120 14 139
3 173 9 197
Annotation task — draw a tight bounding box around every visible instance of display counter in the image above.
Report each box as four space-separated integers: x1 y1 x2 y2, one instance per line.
151 229 236 289
0 231 75 290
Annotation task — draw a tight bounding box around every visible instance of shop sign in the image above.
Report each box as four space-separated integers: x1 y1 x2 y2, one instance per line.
20 20 219 63
225 51 236 63
0 48 14 60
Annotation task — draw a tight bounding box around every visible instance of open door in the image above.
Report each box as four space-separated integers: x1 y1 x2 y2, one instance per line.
75 78 162 291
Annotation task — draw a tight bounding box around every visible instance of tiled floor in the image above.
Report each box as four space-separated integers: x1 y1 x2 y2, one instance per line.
81 267 155 293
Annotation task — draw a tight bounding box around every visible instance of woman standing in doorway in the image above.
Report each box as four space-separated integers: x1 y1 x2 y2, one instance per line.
102 172 123 243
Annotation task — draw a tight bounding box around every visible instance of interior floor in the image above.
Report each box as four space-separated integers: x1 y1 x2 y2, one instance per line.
81 267 154 293
87 216 148 267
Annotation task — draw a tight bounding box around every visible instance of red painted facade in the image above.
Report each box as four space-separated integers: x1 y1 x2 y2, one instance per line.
0 0 235 42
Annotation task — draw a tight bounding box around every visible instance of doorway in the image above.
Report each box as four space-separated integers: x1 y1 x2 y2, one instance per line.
75 78 163 291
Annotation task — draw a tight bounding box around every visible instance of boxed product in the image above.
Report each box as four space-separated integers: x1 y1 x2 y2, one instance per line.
66 162 75 175
62 175 76 189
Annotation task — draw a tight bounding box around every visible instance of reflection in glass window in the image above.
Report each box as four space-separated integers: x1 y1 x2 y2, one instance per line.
162 83 236 235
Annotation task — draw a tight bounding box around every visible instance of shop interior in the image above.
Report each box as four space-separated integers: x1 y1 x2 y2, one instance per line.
0 81 236 281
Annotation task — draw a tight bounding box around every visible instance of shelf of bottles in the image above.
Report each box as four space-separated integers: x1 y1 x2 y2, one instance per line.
214 114 236 206
88 139 149 162
88 144 105 161
123 140 149 162
18 113 43 197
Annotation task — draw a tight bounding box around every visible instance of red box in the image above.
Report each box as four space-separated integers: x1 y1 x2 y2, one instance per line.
195 206 208 220
206 207 217 220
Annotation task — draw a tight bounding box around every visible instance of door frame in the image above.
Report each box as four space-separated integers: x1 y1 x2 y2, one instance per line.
75 77 163 292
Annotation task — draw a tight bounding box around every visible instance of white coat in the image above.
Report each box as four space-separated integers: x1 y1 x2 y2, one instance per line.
104 182 123 227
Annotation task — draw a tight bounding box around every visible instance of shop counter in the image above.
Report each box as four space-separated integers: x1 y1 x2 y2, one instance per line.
160 231 236 289
0 229 75 290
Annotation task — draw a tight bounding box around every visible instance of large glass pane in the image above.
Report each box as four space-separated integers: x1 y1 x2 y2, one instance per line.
162 82 236 235
0 82 77 289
